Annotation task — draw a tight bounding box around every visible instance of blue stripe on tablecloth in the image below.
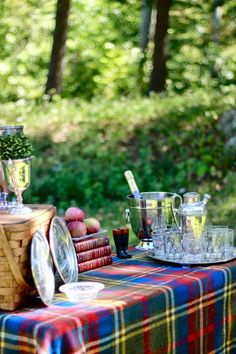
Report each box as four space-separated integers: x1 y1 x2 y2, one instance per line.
1 250 236 353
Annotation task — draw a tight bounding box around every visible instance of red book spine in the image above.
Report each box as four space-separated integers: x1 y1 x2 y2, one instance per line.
77 245 112 263
78 255 113 273
74 236 110 252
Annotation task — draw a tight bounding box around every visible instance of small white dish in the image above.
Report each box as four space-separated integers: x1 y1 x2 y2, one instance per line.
59 281 104 302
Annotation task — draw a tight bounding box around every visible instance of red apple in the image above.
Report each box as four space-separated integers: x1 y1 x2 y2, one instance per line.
146 218 153 226
84 217 101 234
67 221 87 238
65 207 84 222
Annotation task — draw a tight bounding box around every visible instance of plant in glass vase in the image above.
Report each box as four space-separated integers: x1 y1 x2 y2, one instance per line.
0 133 34 215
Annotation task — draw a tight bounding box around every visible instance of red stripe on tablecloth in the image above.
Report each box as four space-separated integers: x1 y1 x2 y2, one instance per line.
141 295 151 354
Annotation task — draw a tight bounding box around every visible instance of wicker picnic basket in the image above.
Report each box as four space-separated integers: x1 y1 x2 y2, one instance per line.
0 204 56 311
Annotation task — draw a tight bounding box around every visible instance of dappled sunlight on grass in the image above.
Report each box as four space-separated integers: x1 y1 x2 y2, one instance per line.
1 90 235 238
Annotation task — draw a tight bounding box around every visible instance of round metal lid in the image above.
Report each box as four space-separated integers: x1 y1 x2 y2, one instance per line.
30 229 55 306
49 216 78 283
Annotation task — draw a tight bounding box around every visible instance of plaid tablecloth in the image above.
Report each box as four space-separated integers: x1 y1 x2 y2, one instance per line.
0 249 236 354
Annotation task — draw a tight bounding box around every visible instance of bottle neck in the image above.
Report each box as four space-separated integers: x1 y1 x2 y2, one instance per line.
127 179 141 198
124 170 142 199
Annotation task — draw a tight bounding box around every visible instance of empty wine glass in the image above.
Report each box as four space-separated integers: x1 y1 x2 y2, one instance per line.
1 158 32 215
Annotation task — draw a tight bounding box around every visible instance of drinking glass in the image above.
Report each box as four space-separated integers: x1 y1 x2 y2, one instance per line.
205 227 225 261
225 229 234 258
152 232 165 257
182 233 205 262
164 228 182 260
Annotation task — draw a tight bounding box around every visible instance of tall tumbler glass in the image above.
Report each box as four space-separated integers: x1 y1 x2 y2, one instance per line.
225 229 234 258
205 227 226 261
164 228 182 260
182 233 205 262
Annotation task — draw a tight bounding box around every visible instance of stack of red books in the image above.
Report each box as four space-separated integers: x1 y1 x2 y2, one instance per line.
73 231 112 273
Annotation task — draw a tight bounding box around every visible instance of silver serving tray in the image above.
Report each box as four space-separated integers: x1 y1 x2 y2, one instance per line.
147 249 236 266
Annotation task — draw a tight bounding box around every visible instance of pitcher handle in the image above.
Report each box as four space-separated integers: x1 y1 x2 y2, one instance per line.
171 193 182 231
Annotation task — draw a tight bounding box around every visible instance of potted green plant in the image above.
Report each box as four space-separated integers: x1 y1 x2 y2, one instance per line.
0 133 34 160
0 133 34 215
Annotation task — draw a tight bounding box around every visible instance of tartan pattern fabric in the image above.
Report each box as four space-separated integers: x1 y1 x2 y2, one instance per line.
0 249 236 353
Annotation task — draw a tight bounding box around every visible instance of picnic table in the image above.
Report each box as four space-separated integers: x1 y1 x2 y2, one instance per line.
0 248 236 353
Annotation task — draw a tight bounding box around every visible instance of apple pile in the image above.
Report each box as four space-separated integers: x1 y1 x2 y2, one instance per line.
64 207 101 238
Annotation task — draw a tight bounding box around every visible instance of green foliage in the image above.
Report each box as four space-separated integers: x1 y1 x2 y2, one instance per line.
164 0 236 93
0 0 141 101
62 0 141 99
0 0 235 101
0 133 34 160
208 172 236 231
0 0 235 233
0 88 235 229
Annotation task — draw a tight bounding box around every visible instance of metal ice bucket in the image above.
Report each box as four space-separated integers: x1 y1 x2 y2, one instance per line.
127 192 181 249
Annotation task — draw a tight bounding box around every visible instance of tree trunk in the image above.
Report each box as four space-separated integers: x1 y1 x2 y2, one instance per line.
212 5 221 44
138 0 153 93
139 0 153 51
149 0 171 93
45 0 70 97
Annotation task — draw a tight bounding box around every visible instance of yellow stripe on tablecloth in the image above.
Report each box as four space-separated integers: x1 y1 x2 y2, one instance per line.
0 335 36 353
55 275 236 354
184 273 204 354
2 281 234 354
34 309 87 354
84 300 126 354
187 265 234 354
0 313 36 353
227 266 233 354
204 265 233 354
2 261 235 354
83 286 175 354
88 279 236 353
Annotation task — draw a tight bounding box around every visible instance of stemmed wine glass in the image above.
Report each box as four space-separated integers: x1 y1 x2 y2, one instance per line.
1 158 32 215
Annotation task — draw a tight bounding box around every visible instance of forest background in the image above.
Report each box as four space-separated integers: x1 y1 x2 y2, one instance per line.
0 0 235 238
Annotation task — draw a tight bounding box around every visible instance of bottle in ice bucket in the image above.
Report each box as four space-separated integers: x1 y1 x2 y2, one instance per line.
124 170 151 245
124 170 142 199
